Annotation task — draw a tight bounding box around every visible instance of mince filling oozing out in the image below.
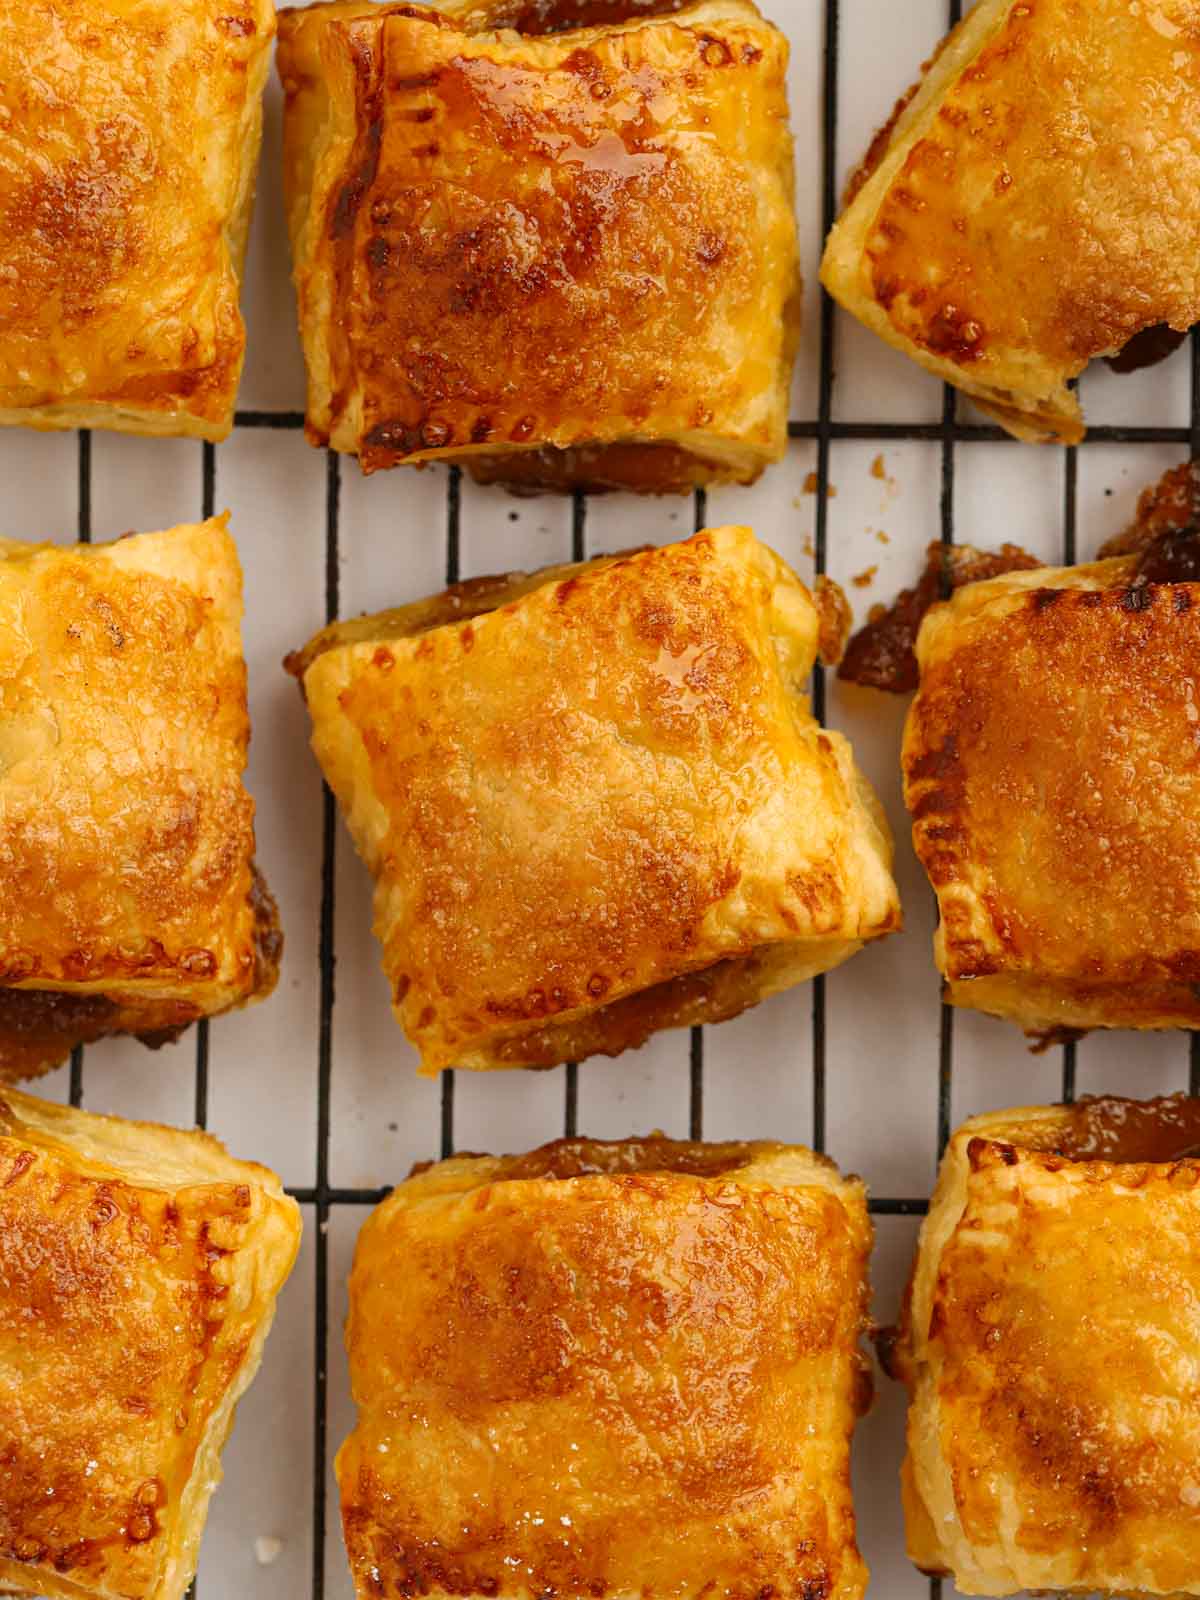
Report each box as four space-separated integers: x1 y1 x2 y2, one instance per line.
1047 1094 1200 1165
839 459 1200 694
459 0 692 36
493 1135 757 1181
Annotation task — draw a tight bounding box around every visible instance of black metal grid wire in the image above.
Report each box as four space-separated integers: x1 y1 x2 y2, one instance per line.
57 0 1200 1592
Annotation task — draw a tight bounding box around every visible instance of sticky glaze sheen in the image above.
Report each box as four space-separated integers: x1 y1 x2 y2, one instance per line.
276 0 801 490
339 1139 872 1600
1051 1094 1200 1165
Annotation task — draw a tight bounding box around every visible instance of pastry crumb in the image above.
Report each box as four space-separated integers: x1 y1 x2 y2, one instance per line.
870 453 887 480
255 1537 283 1567
876 529 891 544
802 471 837 497
851 566 877 588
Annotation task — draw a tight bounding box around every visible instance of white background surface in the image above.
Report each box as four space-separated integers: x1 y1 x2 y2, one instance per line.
4 0 1194 1595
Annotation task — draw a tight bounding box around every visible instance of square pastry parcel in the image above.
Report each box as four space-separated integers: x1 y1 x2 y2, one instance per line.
821 0 1200 442
904 556 1200 1040
889 1096 1200 1598
0 516 278 1080
338 1135 872 1600
276 0 800 489
288 528 900 1073
0 0 275 439
0 1087 300 1600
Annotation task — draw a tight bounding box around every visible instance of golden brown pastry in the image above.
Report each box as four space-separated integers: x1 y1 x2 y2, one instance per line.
275 0 799 491
888 1095 1200 1597
0 0 275 441
286 527 900 1074
820 0 1200 443
0 1086 301 1600
338 1134 872 1600
904 547 1200 1039
0 516 279 1080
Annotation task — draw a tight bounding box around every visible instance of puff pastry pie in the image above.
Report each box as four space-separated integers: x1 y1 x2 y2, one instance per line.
888 1095 1200 1597
276 0 799 490
904 549 1200 1039
0 1086 300 1600
287 527 900 1074
0 0 275 440
821 0 1200 443
0 516 279 1080
338 1134 871 1600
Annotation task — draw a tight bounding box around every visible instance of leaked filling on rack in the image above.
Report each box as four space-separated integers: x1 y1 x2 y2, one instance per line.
841 459 1200 699
463 441 738 497
838 541 1042 694
1099 458 1200 560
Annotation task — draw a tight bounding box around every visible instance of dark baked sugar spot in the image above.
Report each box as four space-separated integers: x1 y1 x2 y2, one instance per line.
696 231 726 265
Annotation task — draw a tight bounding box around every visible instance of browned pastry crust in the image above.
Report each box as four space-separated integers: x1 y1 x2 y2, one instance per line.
0 0 274 441
0 1087 301 1600
288 527 900 1074
338 1135 872 1600
0 518 279 1080
903 546 1200 1038
276 0 800 490
821 0 1200 443
890 1098 1200 1597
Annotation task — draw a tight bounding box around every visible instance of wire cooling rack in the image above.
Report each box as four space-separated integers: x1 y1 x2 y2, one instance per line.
10 0 1200 1596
